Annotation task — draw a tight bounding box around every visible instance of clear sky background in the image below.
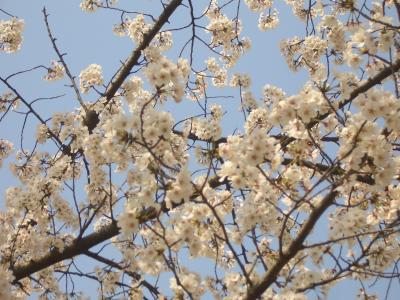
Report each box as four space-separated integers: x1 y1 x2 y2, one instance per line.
1 0 399 299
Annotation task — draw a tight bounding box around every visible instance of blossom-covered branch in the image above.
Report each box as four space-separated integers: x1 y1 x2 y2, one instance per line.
1 0 400 299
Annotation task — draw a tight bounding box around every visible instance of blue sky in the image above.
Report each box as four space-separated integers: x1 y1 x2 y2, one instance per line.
1 0 398 299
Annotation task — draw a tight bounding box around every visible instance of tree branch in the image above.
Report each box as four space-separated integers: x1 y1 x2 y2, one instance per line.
281 59 400 148
245 188 339 299
103 0 183 103
12 221 120 282
11 175 223 282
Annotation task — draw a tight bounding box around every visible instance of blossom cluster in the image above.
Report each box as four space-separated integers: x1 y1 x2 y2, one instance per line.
126 15 151 43
205 0 251 67
258 10 279 31
269 85 329 129
143 51 189 102
80 0 101 12
43 60 65 81
218 124 281 185
80 0 118 12
280 35 328 78
0 267 13 299
206 57 228 87
244 0 279 31
338 113 397 187
0 18 24 53
79 63 104 93
244 0 272 11
166 165 193 209
0 91 19 112
185 104 223 141
117 208 139 237
318 15 346 52
0 139 13 168
285 0 322 21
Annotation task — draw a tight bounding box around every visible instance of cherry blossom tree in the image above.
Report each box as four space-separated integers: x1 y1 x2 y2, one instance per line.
1 0 400 299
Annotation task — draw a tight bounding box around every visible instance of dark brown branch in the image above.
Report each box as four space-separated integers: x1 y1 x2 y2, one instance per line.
12 205 159 282
12 221 120 282
245 188 339 300
11 175 223 283
103 0 183 103
337 59 400 111
83 0 183 134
